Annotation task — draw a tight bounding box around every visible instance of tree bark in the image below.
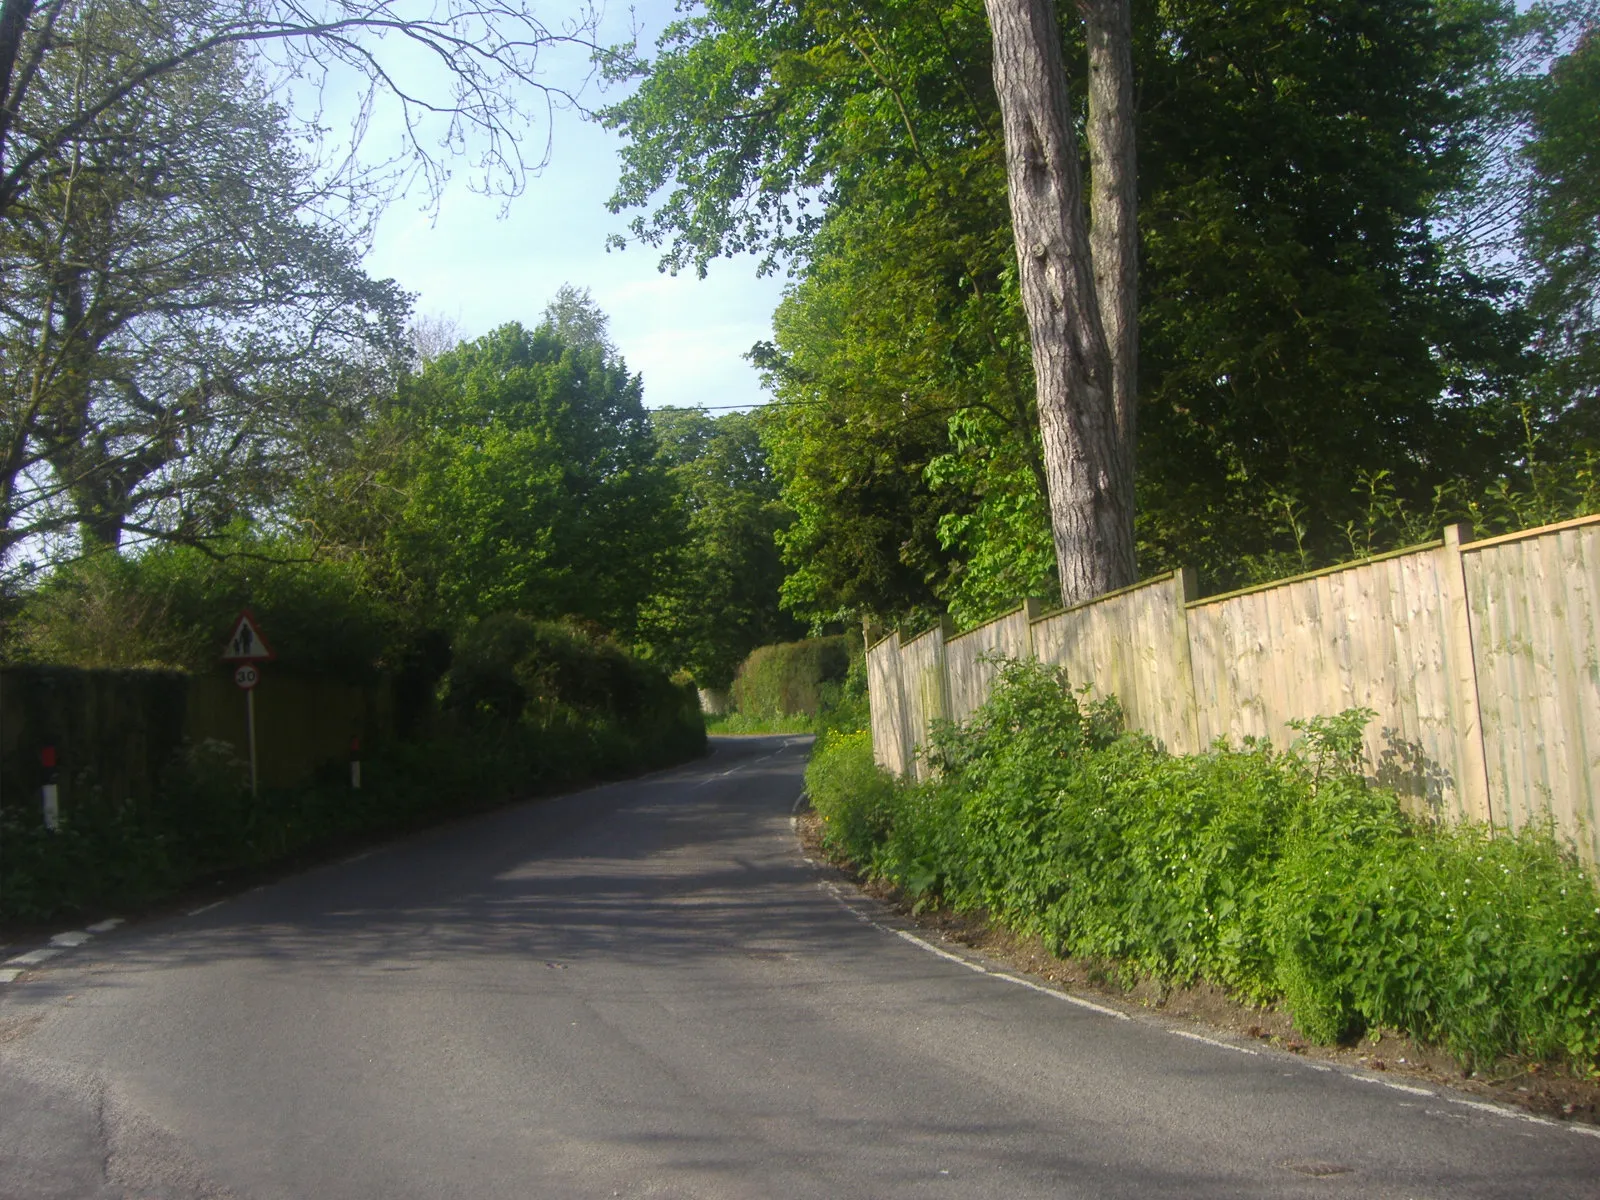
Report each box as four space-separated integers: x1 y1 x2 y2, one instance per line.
1085 0 1138 461
982 0 1135 606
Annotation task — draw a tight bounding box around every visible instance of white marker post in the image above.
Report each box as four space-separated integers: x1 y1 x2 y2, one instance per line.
221 612 274 797
40 745 59 831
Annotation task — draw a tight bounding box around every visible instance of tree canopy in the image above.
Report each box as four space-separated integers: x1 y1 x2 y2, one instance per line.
609 0 1540 620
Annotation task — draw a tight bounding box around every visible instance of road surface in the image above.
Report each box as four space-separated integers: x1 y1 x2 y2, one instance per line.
2 734 1597 1198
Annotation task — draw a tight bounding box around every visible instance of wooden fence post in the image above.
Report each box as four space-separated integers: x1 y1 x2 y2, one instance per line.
1441 523 1495 825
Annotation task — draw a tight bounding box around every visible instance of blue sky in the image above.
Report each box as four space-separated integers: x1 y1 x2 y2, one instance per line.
361 2 788 411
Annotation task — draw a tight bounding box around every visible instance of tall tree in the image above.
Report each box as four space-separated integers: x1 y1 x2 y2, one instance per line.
640 406 802 687
983 0 1135 603
0 31 407 575
608 0 1525 613
0 0 606 230
334 318 680 636
1522 19 1600 433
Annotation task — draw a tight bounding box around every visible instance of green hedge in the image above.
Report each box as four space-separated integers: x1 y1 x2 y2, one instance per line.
730 636 851 719
1 617 705 922
807 659 1600 1071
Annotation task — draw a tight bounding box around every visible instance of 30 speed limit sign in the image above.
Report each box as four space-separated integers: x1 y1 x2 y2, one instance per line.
234 664 260 690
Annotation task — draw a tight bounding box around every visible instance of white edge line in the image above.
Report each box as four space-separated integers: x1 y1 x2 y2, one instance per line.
5 948 63 967
894 928 989 974
818 880 1129 1019
989 971 1132 1019
1381 1081 1435 1097
186 901 224 917
1169 1028 1259 1055
1449 1098 1559 1128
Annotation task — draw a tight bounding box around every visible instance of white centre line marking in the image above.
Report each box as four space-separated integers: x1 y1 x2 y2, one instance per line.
186 901 224 917
85 918 123 934
0 968 21 984
1168 1029 1259 1055
50 931 91 948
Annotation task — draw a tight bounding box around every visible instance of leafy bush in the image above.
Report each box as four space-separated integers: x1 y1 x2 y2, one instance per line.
1 616 705 922
815 658 1600 1071
8 535 409 682
730 636 851 719
445 613 705 764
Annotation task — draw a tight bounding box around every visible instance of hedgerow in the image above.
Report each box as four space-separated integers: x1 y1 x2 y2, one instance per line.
806 658 1600 1071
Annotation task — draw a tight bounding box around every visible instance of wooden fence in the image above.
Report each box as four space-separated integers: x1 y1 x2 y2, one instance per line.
867 516 1600 866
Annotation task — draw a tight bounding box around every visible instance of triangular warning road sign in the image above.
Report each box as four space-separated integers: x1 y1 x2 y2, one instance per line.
221 610 275 661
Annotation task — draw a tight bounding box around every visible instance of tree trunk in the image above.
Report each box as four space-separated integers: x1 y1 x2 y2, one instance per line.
1085 0 1138 461
983 0 1135 606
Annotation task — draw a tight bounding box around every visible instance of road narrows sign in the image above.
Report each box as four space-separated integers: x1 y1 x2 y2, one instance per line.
222 611 275 662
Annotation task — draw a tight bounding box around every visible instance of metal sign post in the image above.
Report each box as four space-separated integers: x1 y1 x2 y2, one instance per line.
222 613 274 796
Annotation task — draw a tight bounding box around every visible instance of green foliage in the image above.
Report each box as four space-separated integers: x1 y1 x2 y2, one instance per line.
638 407 804 688
7 535 409 681
610 0 1532 613
0 633 705 921
805 729 902 867
444 613 706 764
1521 18 1600 431
704 710 816 735
812 659 1600 1070
729 636 852 719
321 318 680 639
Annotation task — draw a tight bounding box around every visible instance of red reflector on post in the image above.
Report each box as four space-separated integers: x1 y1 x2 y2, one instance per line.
40 746 57 769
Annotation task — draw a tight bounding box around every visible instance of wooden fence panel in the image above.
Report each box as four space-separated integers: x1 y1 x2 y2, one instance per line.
1187 545 1480 822
867 633 911 777
1032 572 1199 754
898 624 949 779
1465 520 1600 865
946 606 1033 727
864 515 1600 865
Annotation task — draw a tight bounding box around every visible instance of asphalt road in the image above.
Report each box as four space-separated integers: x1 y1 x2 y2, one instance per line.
2 734 1598 1199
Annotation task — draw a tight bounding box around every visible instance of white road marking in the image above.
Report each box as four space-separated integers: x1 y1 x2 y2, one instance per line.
85 918 122 933
1449 1098 1559 1127
50 931 91 948
1383 1081 1435 1097
989 971 1132 1019
6 948 62 967
186 901 224 917
894 928 989 973
0 968 21 984
817 879 1130 1019
1168 1029 1259 1055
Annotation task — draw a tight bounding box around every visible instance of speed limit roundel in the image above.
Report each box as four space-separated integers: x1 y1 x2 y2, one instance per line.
234 664 261 690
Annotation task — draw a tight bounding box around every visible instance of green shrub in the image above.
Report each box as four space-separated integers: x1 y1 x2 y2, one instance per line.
805 729 903 867
730 637 851 719
445 613 705 764
9 535 409 682
1 618 705 923
827 657 1600 1073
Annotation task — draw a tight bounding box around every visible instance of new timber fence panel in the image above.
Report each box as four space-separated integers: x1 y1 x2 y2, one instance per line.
946 603 1035 727
898 622 951 780
1185 541 1482 825
1032 571 1200 754
1463 516 1600 866
865 514 1600 867
867 632 912 777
